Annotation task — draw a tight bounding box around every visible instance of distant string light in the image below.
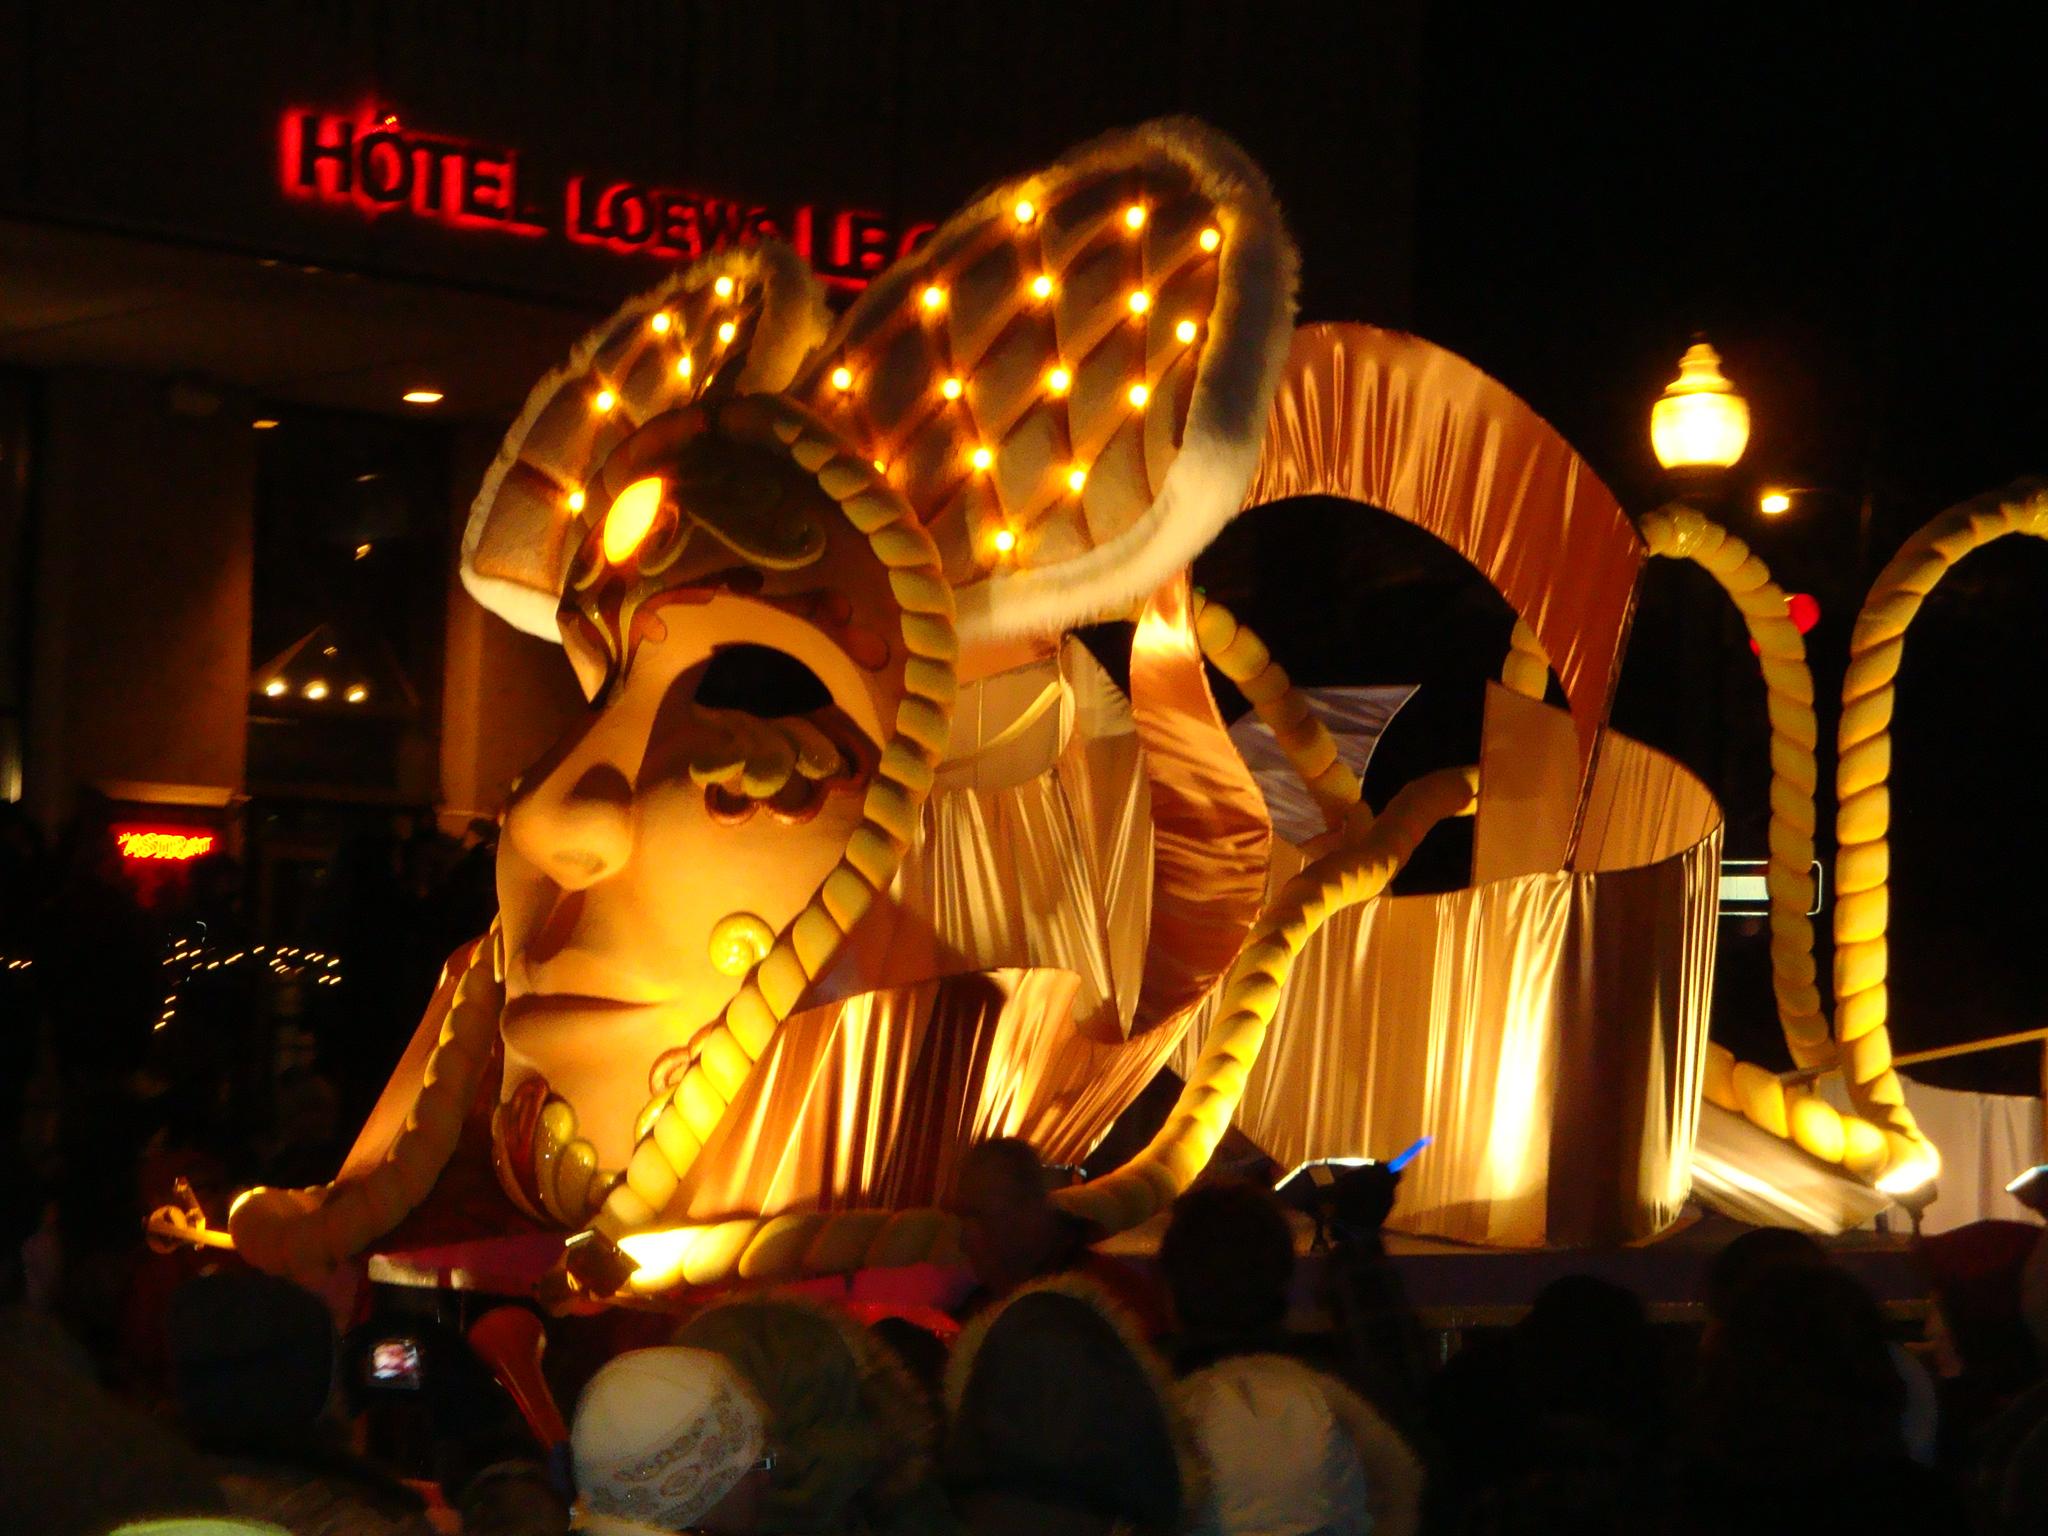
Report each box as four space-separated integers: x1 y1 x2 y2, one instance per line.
152 942 345 1031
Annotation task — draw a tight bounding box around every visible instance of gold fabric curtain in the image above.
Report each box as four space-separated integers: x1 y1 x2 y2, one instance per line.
1174 688 1721 1247
1244 323 1646 797
663 580 1270 1222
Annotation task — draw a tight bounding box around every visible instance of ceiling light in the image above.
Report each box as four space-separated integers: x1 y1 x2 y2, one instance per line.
401 390 443 405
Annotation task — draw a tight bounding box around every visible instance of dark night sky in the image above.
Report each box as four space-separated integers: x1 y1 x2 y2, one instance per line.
1384 6 2045 1086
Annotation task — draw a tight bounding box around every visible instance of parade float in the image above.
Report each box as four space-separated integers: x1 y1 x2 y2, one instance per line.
148 116 1998 1303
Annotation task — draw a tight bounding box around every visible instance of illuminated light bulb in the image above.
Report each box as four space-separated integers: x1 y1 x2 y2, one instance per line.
921 284 946 311
401 389 443 405
713 274 735 299
566 489 587 513
354 542 372 560
1067 466 1087 493
873 459 887 473
717 320 737 345
1124 203 1146 231
650 310 672 334
263 679 286 698
1650 341 1749 471
1046 366 1072 396
941 376 964 401
1199 226 1221 252
831 366 854 391
970 446 994 470
992 527 1017 554
602 475 666 564
1031 273 1054 300
1013 199 1035 224
345 684 369 704
1128 290 1150 314
251 418 279 430
1175 318 1198 344
1128 382 1149 408
303 680 329 701
1759 488 1792 516
676 354 693 380
594 389 617 413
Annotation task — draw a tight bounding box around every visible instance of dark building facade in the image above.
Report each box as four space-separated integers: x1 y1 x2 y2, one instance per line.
0 1 1422 908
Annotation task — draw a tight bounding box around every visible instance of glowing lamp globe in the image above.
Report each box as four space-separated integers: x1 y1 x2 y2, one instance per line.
1650 342 1750 471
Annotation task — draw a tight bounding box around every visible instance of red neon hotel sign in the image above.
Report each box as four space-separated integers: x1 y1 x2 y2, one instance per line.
115 827 218 862
281 107 932 290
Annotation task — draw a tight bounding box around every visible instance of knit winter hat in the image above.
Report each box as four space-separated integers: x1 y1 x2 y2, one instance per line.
571 1347 768 1534
1179 1355 1368 1536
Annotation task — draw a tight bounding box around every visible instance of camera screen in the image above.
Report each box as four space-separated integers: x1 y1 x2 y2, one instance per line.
367 1338 423 1389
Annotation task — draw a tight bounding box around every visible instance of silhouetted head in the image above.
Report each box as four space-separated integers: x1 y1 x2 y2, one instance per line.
1159 1179 1295 1343
950 1139 1066 1296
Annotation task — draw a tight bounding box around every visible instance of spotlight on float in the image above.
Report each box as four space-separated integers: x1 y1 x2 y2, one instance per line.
1275 1136 1430 1250
1878 1157 1939 1233
1651 340 1749 472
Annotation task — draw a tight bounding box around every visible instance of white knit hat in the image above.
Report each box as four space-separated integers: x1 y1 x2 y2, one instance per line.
572 1347 769 1534
1179 1355 1369 1536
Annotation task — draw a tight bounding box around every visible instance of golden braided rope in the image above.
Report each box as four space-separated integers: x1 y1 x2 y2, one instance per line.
586 394 959 1243
1501 618 1551 702
1054 763 1479 1232
1638 504 1933 1183
228 927 504 1283
1830 485 2048 1179
1190 592 1361 832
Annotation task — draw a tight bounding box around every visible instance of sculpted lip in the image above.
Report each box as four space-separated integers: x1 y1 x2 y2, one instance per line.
501 993 674 1024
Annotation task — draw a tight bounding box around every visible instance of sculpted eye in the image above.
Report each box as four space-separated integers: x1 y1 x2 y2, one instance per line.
694 644 832 717
601 476 665 565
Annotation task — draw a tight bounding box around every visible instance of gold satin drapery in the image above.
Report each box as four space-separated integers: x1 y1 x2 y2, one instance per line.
1174 687 1721 1247
658 579 1270 1222
1244 323 1645 795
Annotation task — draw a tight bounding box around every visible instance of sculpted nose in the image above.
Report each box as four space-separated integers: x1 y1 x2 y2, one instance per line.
505 762 635 892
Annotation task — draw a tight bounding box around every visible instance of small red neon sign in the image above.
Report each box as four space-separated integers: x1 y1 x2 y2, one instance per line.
116 829 218 862
280 108 930 290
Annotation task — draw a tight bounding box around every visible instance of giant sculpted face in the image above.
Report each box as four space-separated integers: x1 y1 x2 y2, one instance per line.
489 402 914 1224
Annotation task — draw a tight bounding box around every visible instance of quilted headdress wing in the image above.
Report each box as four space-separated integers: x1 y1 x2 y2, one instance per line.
786 117 1298 647
462 243 833 638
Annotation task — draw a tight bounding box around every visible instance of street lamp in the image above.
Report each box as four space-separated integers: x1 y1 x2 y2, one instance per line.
1651 340 1750 472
